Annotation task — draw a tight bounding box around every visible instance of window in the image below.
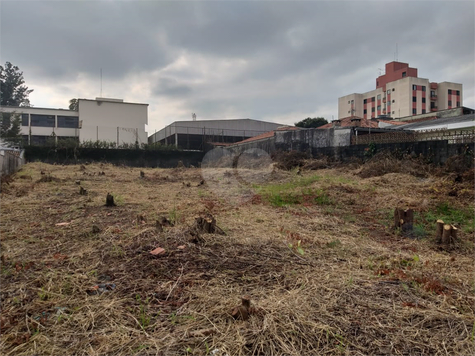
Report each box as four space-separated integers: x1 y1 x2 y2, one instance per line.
371 97 375 102
412 108 417 115
448 100 452 106
363 99 367 104
457 101 460 107
57 116 79 128
371 107 375 112
30 135 49 145
431 102 436 109
31 114 55 127
392 100 395 103
448 89 452 95
456 90 460 96
412 96 417 102
412 85 417 90
377 105 381 111
422 98 426 103
348 111 350 114
392 88 395 91
422 109 426 114
387 101 391 106
348 101 350 104
402 72 407 77
363 109 367 114
422 86 426 92
351 100 354 104
21 113 29 126
387 90 391 95
377 81 379 86
377 94 381 100
392 111 395 114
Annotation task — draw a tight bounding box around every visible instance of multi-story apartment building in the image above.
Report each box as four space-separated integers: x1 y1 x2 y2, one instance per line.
338 61 463 120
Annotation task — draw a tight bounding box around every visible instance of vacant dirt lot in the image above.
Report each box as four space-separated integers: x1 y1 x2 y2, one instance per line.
1 158 474 355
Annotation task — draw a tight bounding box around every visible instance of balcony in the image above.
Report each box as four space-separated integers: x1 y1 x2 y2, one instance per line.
430 95 437 100
431 106 438 112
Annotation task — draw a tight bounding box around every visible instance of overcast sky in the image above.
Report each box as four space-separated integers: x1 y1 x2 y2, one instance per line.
1 0 474 134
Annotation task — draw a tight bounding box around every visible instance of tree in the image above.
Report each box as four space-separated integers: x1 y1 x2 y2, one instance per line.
69 98 78 111
0 62 32 146
294 117 328 128
0 112 22 146
0 62 33 107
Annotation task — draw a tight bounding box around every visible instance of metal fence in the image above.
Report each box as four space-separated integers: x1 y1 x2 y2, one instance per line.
352 129 475 145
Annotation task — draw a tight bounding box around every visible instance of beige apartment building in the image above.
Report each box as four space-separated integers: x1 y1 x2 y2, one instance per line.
338 61 462 120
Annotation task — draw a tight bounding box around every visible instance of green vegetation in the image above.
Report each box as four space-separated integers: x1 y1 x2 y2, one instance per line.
255 175 332 207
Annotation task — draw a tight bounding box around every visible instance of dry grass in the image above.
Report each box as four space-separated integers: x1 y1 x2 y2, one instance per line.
1 161 474 355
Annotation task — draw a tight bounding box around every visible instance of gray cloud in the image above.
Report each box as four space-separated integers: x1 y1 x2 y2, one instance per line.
1 0 473 131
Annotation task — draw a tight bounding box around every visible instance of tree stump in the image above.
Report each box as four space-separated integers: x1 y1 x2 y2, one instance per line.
438 220 458 244
394 208 414 234
105 193 116 207
231 296 251 321
140 171 145 178
436 220 445 242
194 213 225 235
79 186 88 196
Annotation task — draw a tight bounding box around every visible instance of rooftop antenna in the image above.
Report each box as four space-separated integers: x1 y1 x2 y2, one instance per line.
100 68 103 97
378 68 382 76
396 43 398 61
192 113 197 121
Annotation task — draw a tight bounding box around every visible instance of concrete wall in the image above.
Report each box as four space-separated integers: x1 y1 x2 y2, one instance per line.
0 149 25 178
79 99 148 144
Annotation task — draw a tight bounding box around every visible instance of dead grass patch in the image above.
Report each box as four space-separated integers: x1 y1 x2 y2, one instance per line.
0 162 473 355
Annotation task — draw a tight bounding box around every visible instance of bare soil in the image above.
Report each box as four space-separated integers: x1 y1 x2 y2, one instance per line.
1 160 473 356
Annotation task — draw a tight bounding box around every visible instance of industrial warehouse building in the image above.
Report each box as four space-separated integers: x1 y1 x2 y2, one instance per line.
0 97 148 146
148 119 286 150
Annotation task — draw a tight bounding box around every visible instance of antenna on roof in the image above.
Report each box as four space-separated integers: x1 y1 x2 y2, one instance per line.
378 68 382 76
192 113 197 121
396 43 398 61
100 68 103 97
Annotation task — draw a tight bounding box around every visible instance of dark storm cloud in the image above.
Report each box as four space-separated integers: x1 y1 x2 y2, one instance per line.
1 0 473 128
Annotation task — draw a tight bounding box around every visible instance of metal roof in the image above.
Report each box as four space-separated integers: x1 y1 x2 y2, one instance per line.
386 114 475 131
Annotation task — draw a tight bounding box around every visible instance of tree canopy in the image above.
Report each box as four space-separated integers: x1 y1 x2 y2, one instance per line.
69 98 79 111
0 62 33 107
294 117 328 128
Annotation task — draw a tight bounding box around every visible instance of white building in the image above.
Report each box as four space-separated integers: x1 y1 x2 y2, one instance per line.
0 97 148 146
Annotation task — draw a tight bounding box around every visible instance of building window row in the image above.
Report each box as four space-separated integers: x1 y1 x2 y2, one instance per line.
21 114 79 128
412 85 426 91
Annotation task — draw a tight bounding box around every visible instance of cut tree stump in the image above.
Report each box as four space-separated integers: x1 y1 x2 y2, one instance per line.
438 220 458 244
79 186 88 196
436 219 445 242
194 213 225 235
105 193 116 207
231 296 251 321
394 208 414 234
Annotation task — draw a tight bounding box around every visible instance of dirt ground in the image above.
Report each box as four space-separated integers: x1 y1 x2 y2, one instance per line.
0 159 474 356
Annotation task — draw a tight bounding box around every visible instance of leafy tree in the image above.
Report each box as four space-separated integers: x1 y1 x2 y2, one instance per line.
294 117 328 128
0 62 33 107
69 98 78 111
0 112 22 146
